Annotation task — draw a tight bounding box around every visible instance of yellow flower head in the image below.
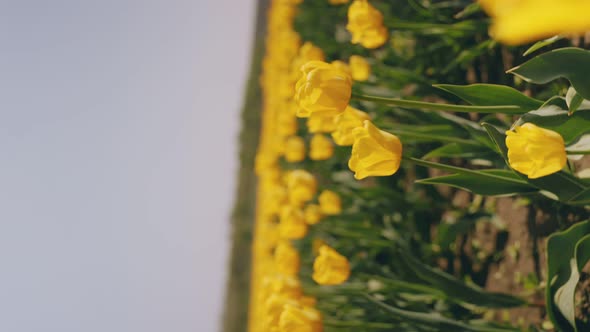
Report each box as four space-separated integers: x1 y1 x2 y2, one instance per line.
279 205 308 240
286 170 318 206
309 134 334 161
318 190 342 215
480 0 590 45
274 241 301 276
348 120 403 180
277 108 299 137
331 60 352 76
279 304 323 332
313 245 351 285
294 61 352 118
307 112 337 133
505 123 566 179
332 106 371 146
349 55 371 81
347 0 389 49
304 204 323 225
284 136 306 163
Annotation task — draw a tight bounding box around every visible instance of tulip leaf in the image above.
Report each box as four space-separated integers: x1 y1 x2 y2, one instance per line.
565 86 590 114
545 220 590 332
364 294 521 332
523 35 563 56
515 106 590 144
435 84 543 113
423 143 495 159
417 170 537 196
508 47 590 100
397 250 527 308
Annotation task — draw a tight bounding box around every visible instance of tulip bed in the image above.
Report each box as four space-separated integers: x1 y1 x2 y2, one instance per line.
236 1 590 332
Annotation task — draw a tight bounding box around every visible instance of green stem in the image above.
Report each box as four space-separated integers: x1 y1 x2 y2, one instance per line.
351 93 520 113
391 129 481 146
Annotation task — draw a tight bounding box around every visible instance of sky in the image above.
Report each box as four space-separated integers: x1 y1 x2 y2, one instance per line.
0 1 255 331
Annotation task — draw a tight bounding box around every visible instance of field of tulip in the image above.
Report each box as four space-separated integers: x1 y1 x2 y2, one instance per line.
231 1 590 331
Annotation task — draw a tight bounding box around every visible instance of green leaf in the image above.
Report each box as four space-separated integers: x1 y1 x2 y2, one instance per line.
397 250 527 308
545 220 590 332
516 106 590 144
423 143 496 159
352 93 522 114
565 86 590 113
523 35 563 56
508 47 590 100
417 169 537 196
364 294 520 332
435 84 543 113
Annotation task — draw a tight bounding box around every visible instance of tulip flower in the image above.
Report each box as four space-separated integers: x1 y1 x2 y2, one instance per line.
348 120 403 180
284 136 306 162
318 190 342 215
313 245 350 285
304 204 323 225
349 55 371 81
505 123 566 179
294 61 352 118
279 304 323 332
347 0 389 49
309 134 334 160
479 0 590 45
274 241 301 276
332 106 371 146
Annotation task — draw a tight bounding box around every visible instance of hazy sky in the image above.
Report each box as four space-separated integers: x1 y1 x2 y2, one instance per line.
0 1 255 331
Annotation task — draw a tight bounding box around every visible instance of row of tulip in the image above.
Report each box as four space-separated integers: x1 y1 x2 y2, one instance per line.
247 1 590 331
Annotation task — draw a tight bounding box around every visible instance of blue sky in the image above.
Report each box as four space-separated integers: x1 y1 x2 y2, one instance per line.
0 1 255 331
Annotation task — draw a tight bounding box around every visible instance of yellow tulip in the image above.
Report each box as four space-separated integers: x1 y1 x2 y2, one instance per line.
304 204 323 225
294 61 352 118
331 60 351 76
505 123 566 179
309 134 334 160
347 0 389 49
349 55 371 81
286 170 317 206
284 136 306 162
480 0 590 45
292 42 326 82
277 109 299 137
348 120 403 180
307 112 337 133
318 190 342 215
313 245 350 285
279 206 308 239
332 106 371 146
274 241 301 276
279 304 323 332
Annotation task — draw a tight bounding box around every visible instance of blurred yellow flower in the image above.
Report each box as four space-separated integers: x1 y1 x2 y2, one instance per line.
347 0 389 49
318 190 342 215
286 170 318 206
349 120 403 180
284 136 306 162
307 112 337 133
294 61 352 118
279 206 309 239
313 245 350 285
304 204 323 225
309 134 334 160
349 55 371 81
479 0 590 45
279 304 323 332
332 106 371 146
505 123 566 179
275 241 301 276
331 60 351 76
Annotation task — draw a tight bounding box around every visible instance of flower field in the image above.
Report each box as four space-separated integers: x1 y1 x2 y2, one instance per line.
232 1 590 331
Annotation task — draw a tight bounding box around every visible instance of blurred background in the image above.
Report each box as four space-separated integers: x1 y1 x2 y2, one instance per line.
0 1 256 331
